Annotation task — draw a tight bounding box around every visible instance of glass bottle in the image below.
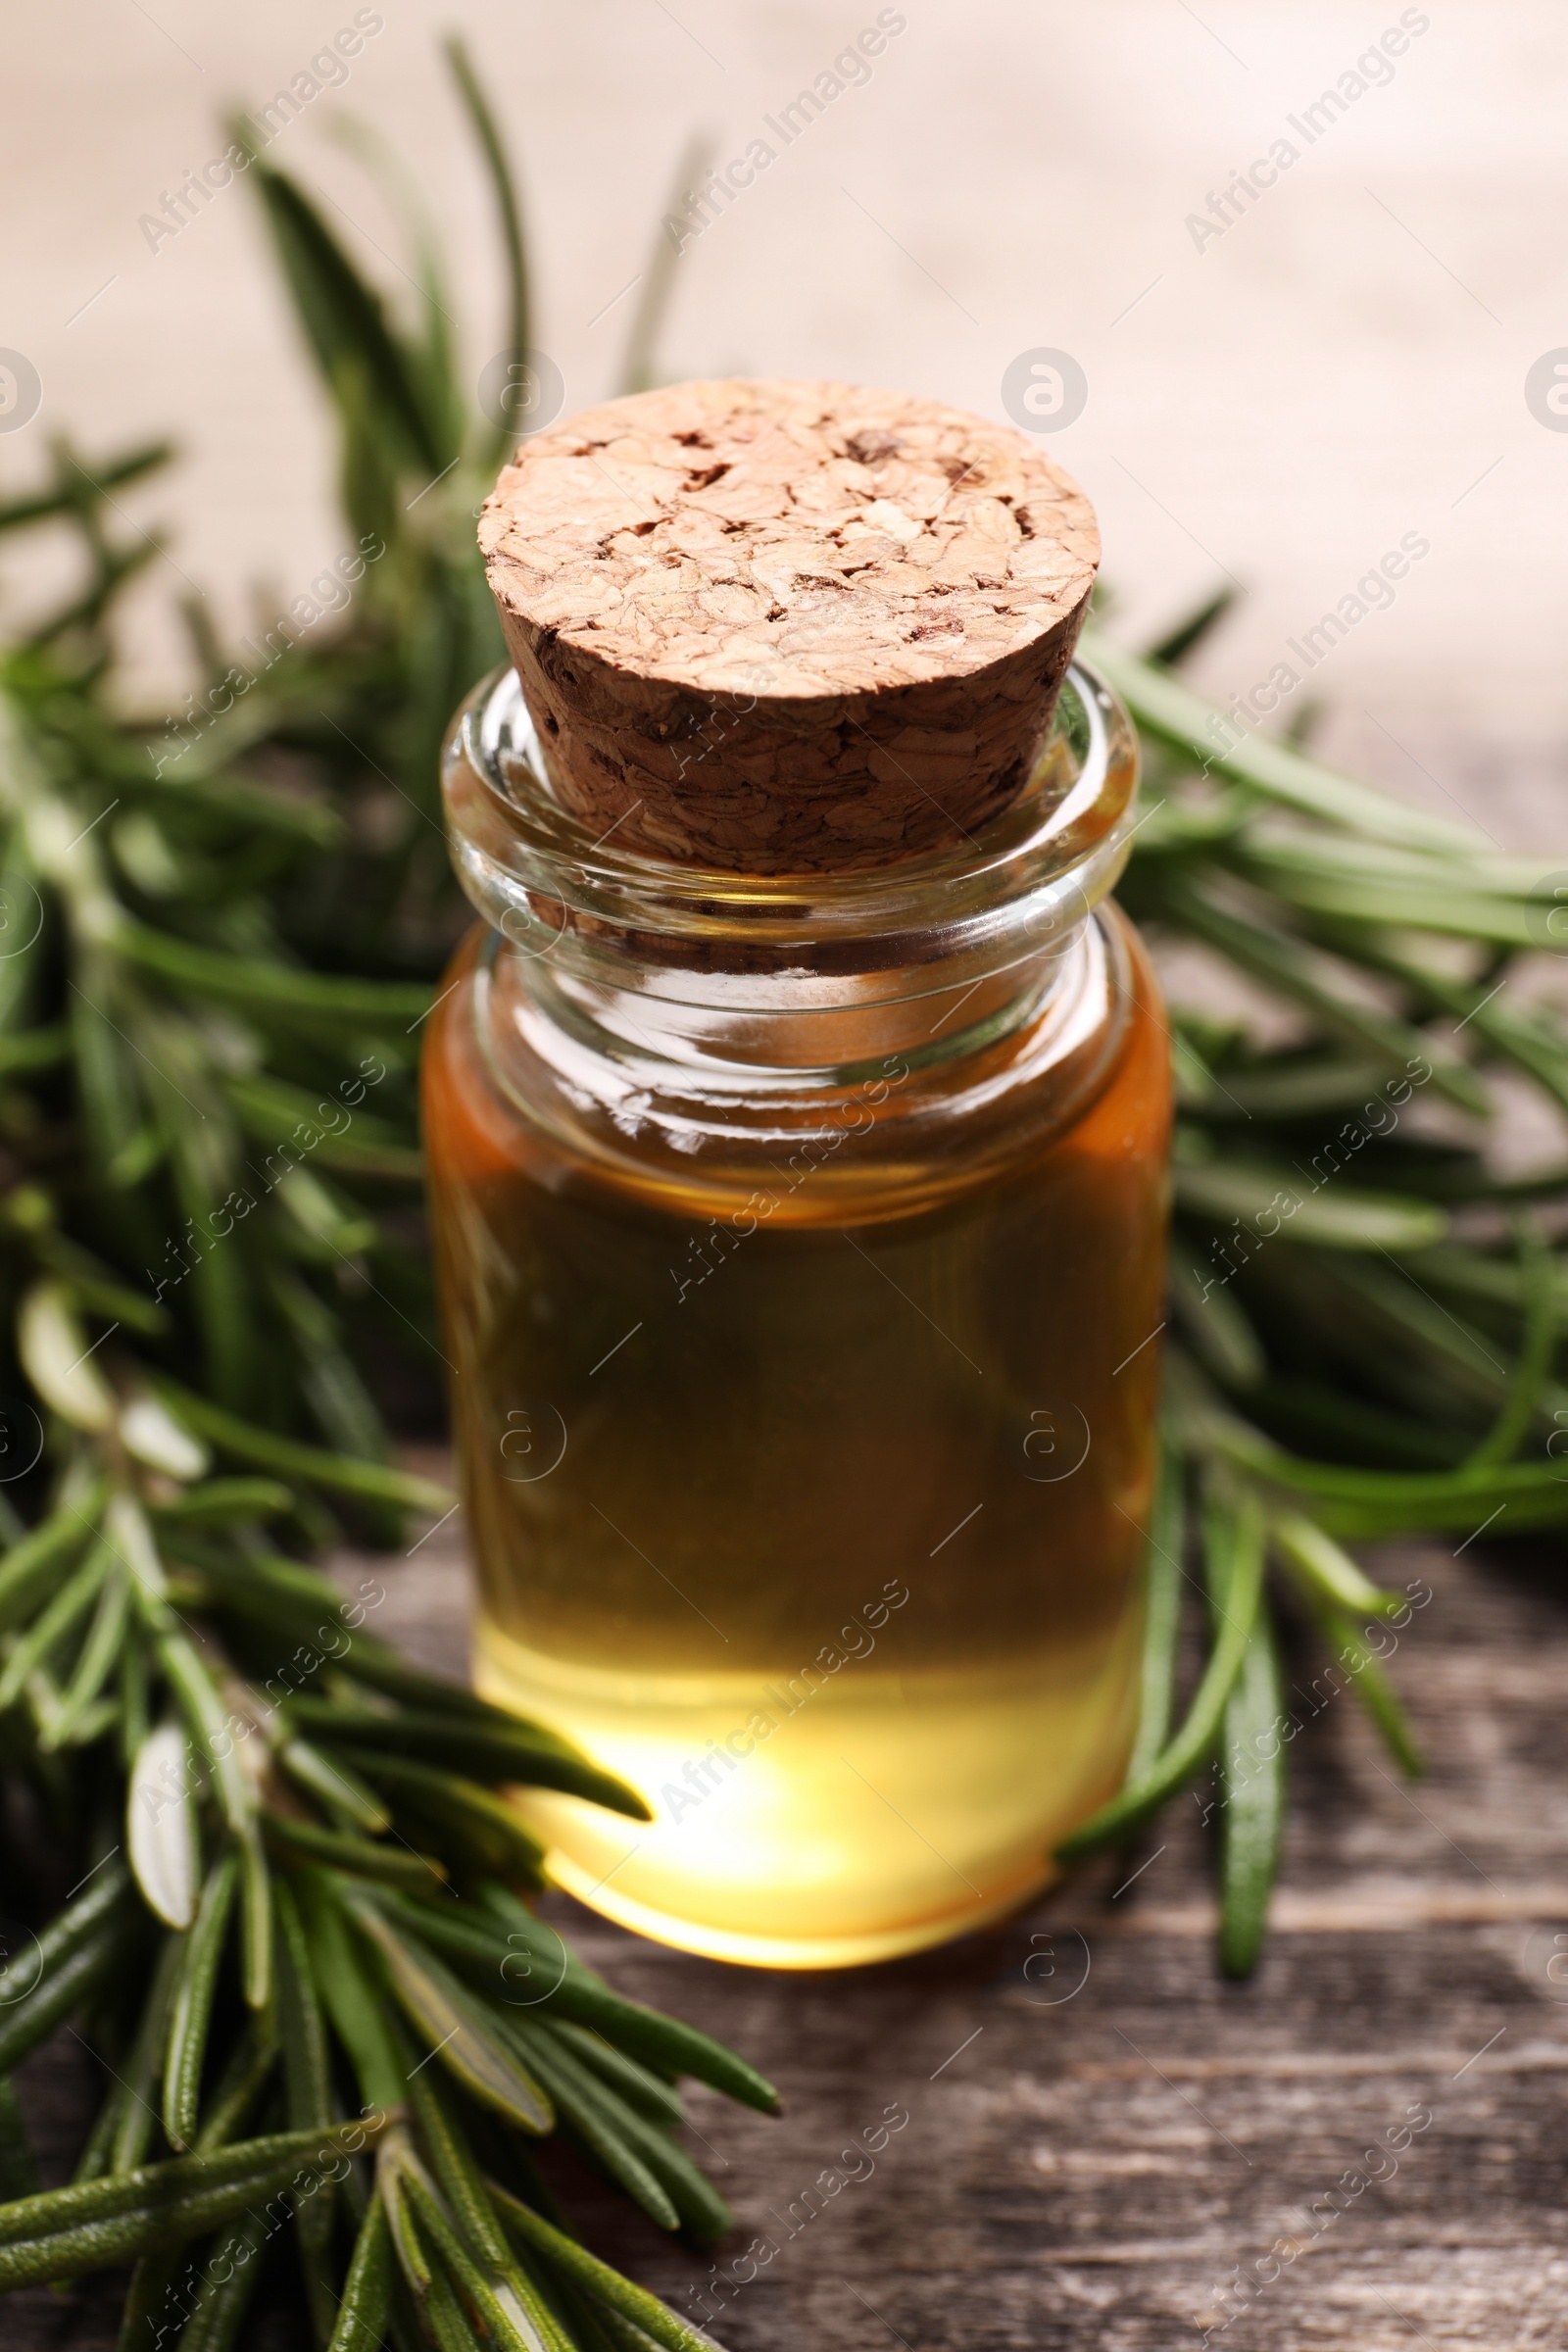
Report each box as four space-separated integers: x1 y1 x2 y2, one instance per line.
422 654 1170 1969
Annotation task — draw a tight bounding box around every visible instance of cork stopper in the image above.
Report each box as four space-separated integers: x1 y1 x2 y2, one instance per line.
478 377 1099 875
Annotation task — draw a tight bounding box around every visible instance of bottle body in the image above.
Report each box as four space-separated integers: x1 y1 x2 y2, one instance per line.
425 661 1170 1967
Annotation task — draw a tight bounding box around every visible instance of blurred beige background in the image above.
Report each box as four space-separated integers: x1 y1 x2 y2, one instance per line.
4 1 1565 836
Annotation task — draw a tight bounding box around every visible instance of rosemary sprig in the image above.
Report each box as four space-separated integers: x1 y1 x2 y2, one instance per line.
1065 603 1568 1972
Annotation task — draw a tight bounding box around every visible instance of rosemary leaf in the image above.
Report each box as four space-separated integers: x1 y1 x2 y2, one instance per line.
163 1850 239 2152
1056 1485 1267 1861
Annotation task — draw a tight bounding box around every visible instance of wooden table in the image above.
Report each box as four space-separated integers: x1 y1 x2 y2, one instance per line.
15 1503 1568 2350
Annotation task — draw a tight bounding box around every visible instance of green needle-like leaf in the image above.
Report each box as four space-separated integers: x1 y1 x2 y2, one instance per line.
1143 585 1240 669
406 2055 513 2272
1086 628 1481 852
0 1864 130 2076
242 154 451 480
1057 1485 1266 1861
1206 1541 1285 1982
1316 1605 1425 1777
273 1878 337 2345
111 1934 186 2177
514 2014 730 2237
171 2203 270 2352
1124 1432 1187 1784
264 1808 448 1890
289 1696 651 1819
293 1869 410 2118
445 36 531 464
1175 1157 1448 1252
1465 1217 1557 1468
329 2194 395 2352
489 2182 724 2352
398 2153 564 2352
0 2119 386 2288
164 1849 239 2151
505 2020 681 2233
1270 1514 1404 1620
347 1899 554 2135
277 1738 392 1833
152 1381 454 1516
548 2022 684 2131
195 2016 279 2154
0 1538 114 1712
0 1494 99 1633
478 1888 782 2115
43 1561 129 1747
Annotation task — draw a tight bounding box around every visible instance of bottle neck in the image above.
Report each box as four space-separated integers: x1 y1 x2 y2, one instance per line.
466 906 1131 1206
484 908 1089 1085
